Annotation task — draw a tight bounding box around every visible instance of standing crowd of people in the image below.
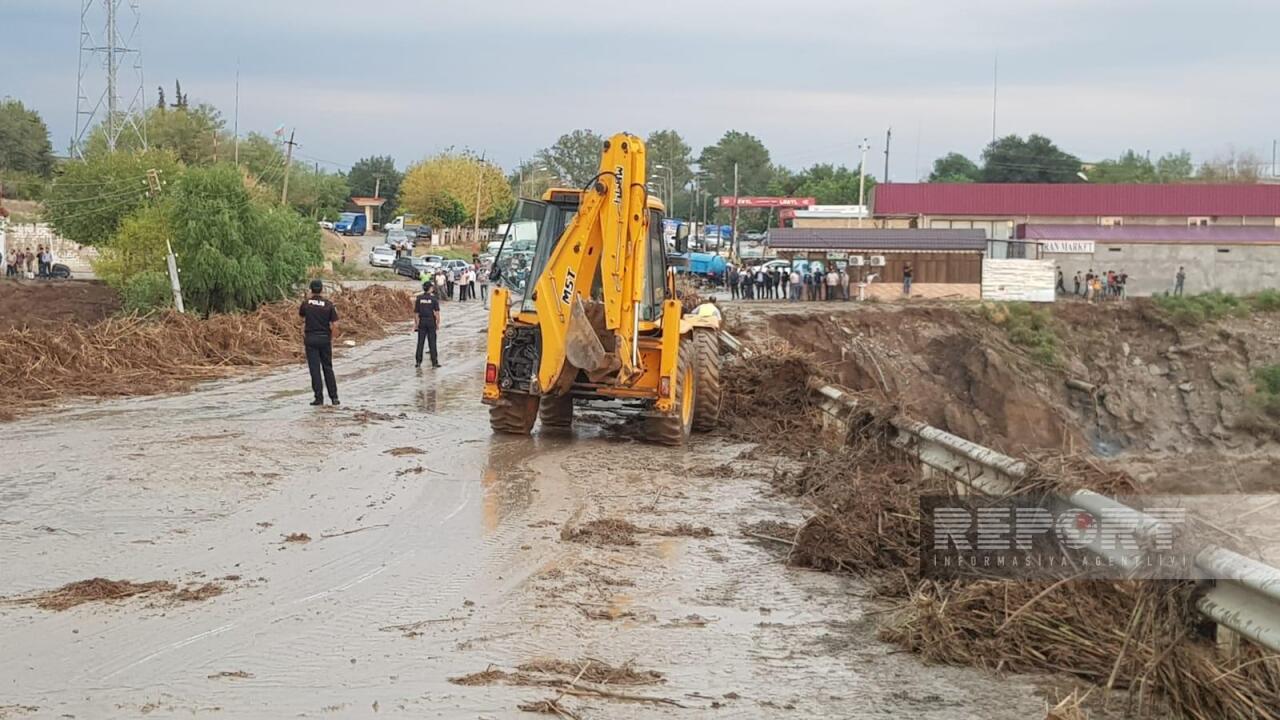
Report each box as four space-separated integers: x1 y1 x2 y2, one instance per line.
428 258 490 308
1068 268 1129 302
4 245 55 278
722 261 914 301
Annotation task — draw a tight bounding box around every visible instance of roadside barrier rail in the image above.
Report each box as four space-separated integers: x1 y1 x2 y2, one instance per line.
806 377 1280 653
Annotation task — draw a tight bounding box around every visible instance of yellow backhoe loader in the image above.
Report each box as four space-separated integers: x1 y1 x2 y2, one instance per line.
481 132 722 445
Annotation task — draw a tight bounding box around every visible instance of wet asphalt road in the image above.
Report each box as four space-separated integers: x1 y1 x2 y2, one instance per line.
0 300 1047 718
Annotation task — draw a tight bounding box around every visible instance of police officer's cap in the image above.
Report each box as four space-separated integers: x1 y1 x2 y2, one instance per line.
422 280 432 291
309 279 324 293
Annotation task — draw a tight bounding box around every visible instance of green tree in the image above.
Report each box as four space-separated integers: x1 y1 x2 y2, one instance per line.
928 152 981 183
1155 151 1194 182
83 105 227 165
980 134 1082 183
286 166 350 220
0 99 55 178
1089 150 1156 183
537 129 605 186
698 131 775 228
400 152 514 228
92 200 172 290
168 164 321 315
788 163 870 204
44 148 182 247
347 155 401 219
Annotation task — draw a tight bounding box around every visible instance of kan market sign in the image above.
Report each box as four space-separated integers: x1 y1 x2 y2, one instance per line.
717 196 816 208
1040 240 1096 254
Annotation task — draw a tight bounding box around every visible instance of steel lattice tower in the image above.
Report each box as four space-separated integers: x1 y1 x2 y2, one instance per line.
74 0 147 156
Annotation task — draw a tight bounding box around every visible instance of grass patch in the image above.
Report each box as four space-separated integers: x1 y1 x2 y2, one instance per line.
1152 290 1280 325
978 302 1059 366
1241 364 1280 437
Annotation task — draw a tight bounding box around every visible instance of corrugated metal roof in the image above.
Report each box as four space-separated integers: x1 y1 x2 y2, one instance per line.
1020 224 1280 245
768 227 987 251
872 183 1280 217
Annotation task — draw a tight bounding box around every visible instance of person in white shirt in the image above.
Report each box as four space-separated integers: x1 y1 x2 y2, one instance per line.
825 266 840 301
789 270 801 301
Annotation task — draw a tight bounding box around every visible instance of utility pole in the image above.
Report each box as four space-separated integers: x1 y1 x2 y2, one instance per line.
730 162 740 261
281 129 296 205
883 127 892 184
857 139 870 228
1273 140 1277 177
473 153 486 243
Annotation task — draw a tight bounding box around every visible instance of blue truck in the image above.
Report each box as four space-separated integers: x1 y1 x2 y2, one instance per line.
334 212 367 236
671 251 727 282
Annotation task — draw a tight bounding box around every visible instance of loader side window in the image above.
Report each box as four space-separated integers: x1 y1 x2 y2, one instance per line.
642 209 666 321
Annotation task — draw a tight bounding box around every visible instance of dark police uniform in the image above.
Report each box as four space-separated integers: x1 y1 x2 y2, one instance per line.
414 291 441 368
299 294 339 403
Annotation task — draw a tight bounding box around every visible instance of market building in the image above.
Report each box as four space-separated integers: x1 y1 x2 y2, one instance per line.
870 183 1280 243
1020 224 1280 296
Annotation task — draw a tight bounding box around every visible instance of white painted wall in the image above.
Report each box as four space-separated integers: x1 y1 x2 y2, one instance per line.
982 259 1055 303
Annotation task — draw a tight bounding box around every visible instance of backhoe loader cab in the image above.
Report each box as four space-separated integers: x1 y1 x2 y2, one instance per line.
483 134 722 445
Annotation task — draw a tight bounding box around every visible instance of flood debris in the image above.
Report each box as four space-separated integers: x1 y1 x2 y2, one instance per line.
172 582 224 602
517 697 581 719
207 670 254 680
7 578 176 611
561 518 640 546
282 532 311 543
0 286 411 421
384 446 425 456
651 523 714 538
719 330 1280 720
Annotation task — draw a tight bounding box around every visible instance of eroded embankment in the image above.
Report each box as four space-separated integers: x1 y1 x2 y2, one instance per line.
730 300 1280 493
718 308 1280 720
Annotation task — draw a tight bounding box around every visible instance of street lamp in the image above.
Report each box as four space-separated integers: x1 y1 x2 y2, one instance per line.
519 165 550 196
1076 171 1090 182
652 165 674 214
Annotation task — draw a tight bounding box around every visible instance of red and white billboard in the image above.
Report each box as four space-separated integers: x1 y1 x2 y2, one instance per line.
717 196 815 208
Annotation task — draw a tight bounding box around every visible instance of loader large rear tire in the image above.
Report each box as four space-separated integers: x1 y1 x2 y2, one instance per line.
691 329 722 433
646 338 695 446
539 394 574 428
490 394 539 435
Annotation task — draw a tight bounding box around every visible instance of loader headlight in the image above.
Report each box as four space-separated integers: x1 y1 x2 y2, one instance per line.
485 363 498 384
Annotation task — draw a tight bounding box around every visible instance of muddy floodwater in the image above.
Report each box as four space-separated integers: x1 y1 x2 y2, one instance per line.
1 303 1048 718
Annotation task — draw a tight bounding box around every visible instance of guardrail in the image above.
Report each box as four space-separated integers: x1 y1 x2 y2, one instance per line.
808 379 1280 653
716 329 1280 652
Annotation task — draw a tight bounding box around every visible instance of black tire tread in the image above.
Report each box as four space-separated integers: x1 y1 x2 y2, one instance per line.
691 329 723 432
490 394 539 435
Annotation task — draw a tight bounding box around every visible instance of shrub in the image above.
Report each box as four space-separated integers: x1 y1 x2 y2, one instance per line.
979 302 1059 366
1249 289 1280 312
1152 291 1251 326
120 270 173 313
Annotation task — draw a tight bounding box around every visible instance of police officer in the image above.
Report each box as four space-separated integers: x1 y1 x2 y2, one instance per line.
299 279 339 406
414 281 442 368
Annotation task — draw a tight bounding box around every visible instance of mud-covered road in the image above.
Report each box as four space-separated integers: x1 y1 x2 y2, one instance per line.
1 302 1048 718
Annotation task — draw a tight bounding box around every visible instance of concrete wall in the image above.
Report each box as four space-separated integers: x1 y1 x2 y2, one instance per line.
2 223 98 272
982 259 1056 302
1048 243 1280 296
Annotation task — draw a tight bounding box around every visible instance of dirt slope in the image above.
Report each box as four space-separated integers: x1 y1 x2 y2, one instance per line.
0 280 120 331
731 300 1280 492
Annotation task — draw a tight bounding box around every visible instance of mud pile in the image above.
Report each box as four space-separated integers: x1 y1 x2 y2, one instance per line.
0 279 121 331
0 286 412 420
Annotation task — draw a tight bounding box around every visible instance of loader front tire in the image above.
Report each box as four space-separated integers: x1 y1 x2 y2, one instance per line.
691 329 722 433
539 393 574 428
490 394 539 435
646 337 695 446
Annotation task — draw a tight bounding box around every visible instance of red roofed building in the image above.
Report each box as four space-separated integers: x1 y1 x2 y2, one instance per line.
871 184 1280 241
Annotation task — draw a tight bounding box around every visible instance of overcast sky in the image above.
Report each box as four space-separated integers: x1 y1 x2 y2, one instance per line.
5 0 1279 178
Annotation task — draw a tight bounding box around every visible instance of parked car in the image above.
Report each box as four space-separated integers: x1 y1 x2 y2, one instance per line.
318 220 334 230
419 254 445 273
391 255 430 280
441 259 469 275
368 245 396 268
